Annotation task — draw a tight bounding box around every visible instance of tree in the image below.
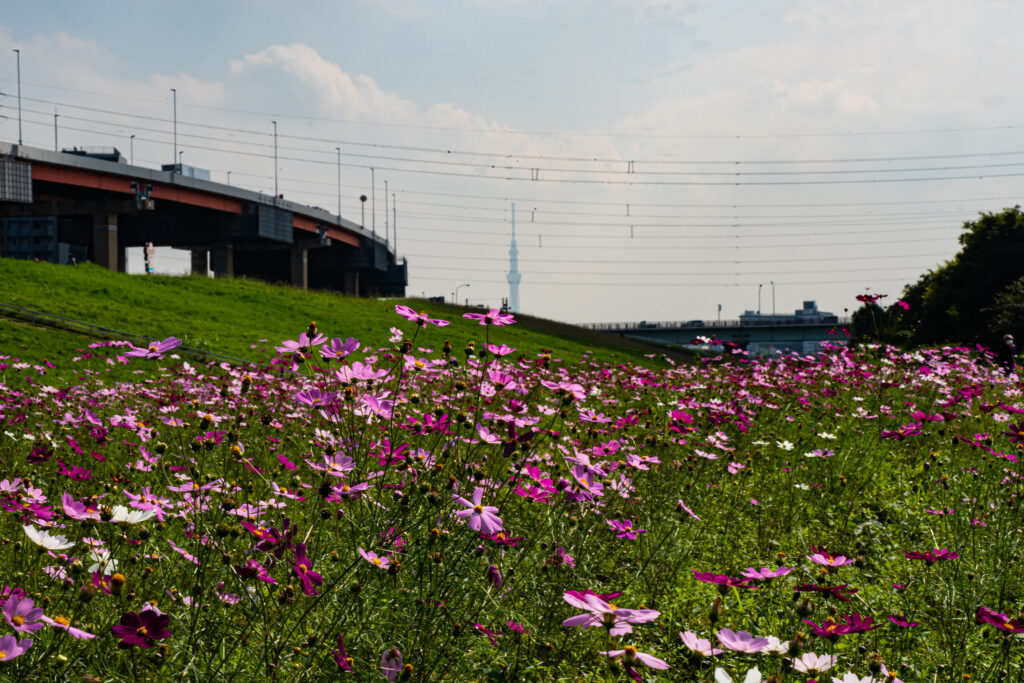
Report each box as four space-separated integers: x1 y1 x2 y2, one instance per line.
889 206 1024 347
983 275 1024 341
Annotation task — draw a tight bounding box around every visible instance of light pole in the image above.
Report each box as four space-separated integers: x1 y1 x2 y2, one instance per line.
392 192 397 255
272 120 278 198
359 194 367 228
384 179 389 250
370 167 376 238
770 280 776 315
13 49 22 144
335 147 341 220
227 171 231 186
758 283 763 315
454 283 470 305
53 111 58 151
170 88 176 173
130 134 135 165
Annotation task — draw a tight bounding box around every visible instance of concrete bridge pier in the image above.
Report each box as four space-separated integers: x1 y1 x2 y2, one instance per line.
190 249 209 276
212 244 234 279
92 212 123 272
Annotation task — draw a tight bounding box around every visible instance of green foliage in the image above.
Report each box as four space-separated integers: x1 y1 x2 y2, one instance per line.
891 206 1024 347
0 258 666 368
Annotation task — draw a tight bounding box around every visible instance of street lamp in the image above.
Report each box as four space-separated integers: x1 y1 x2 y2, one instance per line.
53 111 58 151
130 134 135 165
454 283 470 305
336 147 342 220
272 120 278 198
758 283 763 315
359 194 367 228
770 280 776 315
226 171 231 186
170 88 176 173
13 49 21 144
179 150 183 168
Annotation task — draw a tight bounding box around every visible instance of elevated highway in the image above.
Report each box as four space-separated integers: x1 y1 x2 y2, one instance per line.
0 143 406 296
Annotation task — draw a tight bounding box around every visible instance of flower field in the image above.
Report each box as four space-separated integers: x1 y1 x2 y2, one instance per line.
0 304 1022 682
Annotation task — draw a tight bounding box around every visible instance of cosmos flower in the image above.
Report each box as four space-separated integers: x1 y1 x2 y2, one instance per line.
3 597 44 633
904 548 959 564
716 628 768 653
394 304 449 327
561 591 659 636
607 519 646 540
22 524 74 551
125 337 182 359
110 606 171 649
0 634 32 662
463 309 516 327
791 652 838 675
321 337 360 360
680 631 723 657
452 488 503 534
740 566 793 581
975 605 1024 633
358 548 391 570
599 645 669 680
714 668 762 683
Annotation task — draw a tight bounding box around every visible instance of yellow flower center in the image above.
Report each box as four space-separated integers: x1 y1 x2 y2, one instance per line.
623 645 637 659
54 616 70 627
11 616 24 626
148 345 159 354
372 558 382 565
0 651 7 660
136 626 148 636
473 505 483 513
342 485 351 492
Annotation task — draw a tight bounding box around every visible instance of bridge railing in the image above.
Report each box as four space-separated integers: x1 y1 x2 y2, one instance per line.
582 317 851 331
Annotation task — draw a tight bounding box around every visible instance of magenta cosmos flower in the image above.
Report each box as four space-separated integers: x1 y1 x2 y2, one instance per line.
561 591 660 636
692 571 756 591
599 645 669 680
381 648 403 682
452 488 503 534
394 304 449 328
0 634 32 662
803 613 878 638
716 628 768 653
3 597 44 633
904 548 959 564
321 337 360 360
125 336 182 359
607 519 646 540
976 605 1024 633
275 332 327 354
110 607 171 649
463 309 516 326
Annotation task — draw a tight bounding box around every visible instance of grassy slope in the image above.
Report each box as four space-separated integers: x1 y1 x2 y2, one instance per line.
0 259 676 369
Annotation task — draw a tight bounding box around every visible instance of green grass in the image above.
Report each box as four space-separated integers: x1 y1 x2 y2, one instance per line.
0 259 675 369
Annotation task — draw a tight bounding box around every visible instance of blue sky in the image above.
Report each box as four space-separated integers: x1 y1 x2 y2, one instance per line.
3 1 1024 324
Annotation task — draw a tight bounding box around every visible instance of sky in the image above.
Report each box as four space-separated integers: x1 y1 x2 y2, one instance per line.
3 0 1024 325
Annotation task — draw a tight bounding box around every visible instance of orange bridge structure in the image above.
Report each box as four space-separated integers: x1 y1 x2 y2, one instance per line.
0 143 406 296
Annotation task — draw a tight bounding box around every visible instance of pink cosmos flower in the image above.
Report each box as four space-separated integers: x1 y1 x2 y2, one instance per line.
741 566 793 581
715 628 768 653
561 591 660 636
275 332 327 355
599 645 669 680
463 309 516 326
40 615 96 639
806 547 856 567
976 605 1024 633
3 597 44 633
680 630 723 657
452 487 503 534
321 337 360 360
394 304 449 328
0 634 32 661
125 336 182 359
358 547 391 570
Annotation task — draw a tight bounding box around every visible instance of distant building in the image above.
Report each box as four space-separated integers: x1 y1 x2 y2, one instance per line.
160 163 211 181
62 146 126 164
739 300 839 326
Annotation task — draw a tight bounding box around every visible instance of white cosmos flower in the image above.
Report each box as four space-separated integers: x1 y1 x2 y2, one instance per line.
109 505 156 524
23 524 75 550
715 667 762 683
776 440 795 451
87 550 118 574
